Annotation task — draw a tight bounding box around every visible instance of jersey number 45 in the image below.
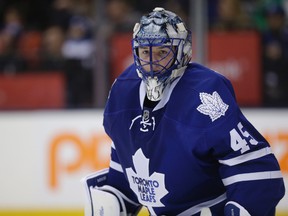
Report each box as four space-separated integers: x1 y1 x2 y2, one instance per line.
230 122 258 154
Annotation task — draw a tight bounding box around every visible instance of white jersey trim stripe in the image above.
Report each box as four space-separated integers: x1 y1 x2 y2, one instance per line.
111 142 116 149
219 147 272 166
225 201 251 216
110 160 123 173
177 193 226 216
222 170 283 186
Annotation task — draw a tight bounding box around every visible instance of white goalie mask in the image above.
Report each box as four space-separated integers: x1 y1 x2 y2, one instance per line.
132 7 192 101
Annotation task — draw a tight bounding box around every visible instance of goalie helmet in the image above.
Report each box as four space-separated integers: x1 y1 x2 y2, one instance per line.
132 7 192 101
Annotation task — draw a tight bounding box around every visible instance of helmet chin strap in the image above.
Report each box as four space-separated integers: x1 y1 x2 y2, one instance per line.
137 66 187 102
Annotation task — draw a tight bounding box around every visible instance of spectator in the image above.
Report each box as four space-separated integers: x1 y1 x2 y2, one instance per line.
48 0 74 31
261 4 288 107
0 7 26 73
62 15 94 63
210 0 253 31
39 25 65 71
105 0 141 33
17 30 42 70
251 0 285 31
62 15 94 108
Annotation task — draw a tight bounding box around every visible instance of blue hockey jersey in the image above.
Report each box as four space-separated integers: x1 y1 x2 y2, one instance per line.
102 63 285 215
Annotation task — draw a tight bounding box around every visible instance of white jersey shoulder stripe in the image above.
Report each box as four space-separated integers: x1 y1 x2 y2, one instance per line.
219 147 272 166
110 160 124 173
177 193 226 216
222 170 283 186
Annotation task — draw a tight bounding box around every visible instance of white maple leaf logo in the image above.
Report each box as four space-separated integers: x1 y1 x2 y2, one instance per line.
126 149 168 214
197 91 229 122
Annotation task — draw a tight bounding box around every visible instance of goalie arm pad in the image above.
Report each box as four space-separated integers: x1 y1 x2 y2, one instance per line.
82 168 141 216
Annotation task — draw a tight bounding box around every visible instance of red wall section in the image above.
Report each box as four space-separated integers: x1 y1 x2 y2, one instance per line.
208 31 262 106
0 72 65 109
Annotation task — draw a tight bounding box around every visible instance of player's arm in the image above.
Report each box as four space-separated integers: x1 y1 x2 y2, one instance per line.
202 76 285 215
210 114 285 216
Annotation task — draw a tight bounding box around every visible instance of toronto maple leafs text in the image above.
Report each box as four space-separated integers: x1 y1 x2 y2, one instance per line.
131 176 159 203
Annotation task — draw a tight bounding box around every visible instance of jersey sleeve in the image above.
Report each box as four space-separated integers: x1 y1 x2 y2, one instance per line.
204 79 285 215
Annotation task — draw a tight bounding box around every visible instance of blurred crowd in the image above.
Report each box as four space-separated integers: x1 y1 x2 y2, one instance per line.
0 0 287 108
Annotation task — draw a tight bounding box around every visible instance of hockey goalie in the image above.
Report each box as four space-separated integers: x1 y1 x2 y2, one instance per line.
82 7 285 216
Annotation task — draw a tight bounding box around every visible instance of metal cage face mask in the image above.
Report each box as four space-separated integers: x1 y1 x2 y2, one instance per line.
132 7 192 101
132 37 183 81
